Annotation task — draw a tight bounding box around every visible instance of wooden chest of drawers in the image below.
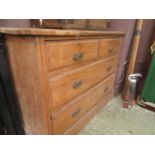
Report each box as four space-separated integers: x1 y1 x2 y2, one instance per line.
0 28 123 134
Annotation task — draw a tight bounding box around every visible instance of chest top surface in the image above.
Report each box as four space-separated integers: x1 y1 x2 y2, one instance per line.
0 28 124 37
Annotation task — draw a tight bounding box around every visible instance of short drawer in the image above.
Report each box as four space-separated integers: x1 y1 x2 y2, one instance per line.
99 38 121 58
52 74 115 134
49 56 118 108
45 39 98 72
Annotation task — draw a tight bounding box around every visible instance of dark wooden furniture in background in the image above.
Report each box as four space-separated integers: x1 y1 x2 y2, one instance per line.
0 28 123 134
31 19 110 30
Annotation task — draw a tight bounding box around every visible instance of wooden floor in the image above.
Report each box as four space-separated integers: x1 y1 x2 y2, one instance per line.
79 95 155 135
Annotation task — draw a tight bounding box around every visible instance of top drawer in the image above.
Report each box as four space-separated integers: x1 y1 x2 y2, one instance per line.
45 39 98 72
99 38 121 58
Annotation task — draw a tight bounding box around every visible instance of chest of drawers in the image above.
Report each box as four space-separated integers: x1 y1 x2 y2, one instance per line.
0 28 123 134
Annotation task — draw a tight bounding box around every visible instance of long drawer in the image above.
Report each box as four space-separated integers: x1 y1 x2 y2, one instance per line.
49 56 118 108
45 39 98 72
52 74 115 134
99 38 121 58
65 89 114 135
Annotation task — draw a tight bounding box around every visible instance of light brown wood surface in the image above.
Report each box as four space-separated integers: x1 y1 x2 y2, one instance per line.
99 38 122 58
5 35 50 134
0 28 124 36
1 29 123 134
52 74 115 134
45 39 98 71
33 19 110 30
65 89 114 135
49 56 118 109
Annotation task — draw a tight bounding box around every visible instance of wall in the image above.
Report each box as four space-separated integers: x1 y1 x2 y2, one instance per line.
0 19 31 27
108 19 136 95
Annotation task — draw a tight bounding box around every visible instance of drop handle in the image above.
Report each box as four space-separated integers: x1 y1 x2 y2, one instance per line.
104 87 109 92
72 108 81 118
106 66 112 72
108 47 114 53
73 80 83 89
73 52 84 61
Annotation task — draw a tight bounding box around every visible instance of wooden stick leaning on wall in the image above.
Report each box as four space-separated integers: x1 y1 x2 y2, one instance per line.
122 19 144 98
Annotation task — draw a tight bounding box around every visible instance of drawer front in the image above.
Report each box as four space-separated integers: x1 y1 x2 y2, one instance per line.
99 38 121 58
52 75 115 134
45 40 98 71
65 89 114 135
49 56 118 108
90 75 115 108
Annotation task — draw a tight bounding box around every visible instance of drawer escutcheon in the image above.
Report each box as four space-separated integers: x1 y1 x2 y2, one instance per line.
108 47 114 53
73 52 84 61
73 80 83 89
106 66 112 72
72 108 81 118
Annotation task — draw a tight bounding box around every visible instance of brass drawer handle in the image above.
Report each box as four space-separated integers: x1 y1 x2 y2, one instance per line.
104 87 109 92
106 66 112 72
73 80 82 89
73 52 84 61
108 47 114 53
72 108 81 118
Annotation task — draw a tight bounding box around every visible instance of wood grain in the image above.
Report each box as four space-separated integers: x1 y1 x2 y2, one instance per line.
0 28 124 36
52 74 115 134
99 38 122 58
45 39 98 71
33 19 110 30
2 30 123 135
65 89 114 135
5 35 50 134
49 56 118 109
